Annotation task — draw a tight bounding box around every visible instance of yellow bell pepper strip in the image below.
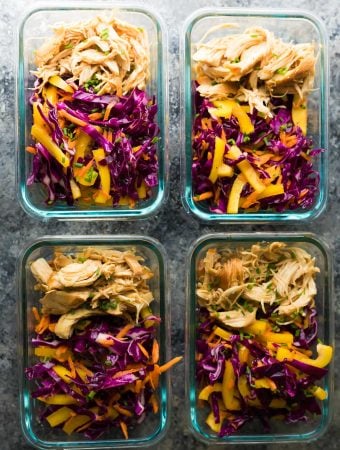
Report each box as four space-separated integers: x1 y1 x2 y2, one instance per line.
254 377 277 391
53 365 74 384
231 102 255 134
62 414 91 435
206 411 223 433
217 163 234 178
262 331 294 345
275 343 333 369
141 306 155 328
227 174 246 214
208 99 235 119
269 398 287 408
214 326 232 340
46 406 74 428
136 180 147 199
44 85 58 105
238 345 250 364
243 319 269 336
222 360 241 410
256 183 284 200
73 131 92 167
32 103 47 128
313 386 327 401
209 136 226 183
237 375 261 407
198 383 223 401
292 94 307 135
70 179 81 200
118 196 130 206
31 124 70 168
48 75 74 94
92 148 111 203
227 145 266 193
38 394 79 405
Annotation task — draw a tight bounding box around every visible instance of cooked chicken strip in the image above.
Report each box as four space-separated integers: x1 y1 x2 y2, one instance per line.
30 258 53 285
54 308 107 339
56 259 102 288
40 289 91 315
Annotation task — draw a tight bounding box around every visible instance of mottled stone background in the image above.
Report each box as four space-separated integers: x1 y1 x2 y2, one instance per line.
0 0 338 449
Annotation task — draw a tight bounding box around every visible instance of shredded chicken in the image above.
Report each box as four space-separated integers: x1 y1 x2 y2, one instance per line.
196 242 319 327
33 12 150 96
30 247 155 338
193 24 316 116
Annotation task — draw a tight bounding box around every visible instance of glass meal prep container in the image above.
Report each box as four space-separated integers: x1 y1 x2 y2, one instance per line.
17 235 171 449
16 3 168 220
186 232 334 444
181 8 329 222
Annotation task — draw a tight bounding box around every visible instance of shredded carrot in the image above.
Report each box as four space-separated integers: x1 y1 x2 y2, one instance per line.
107 130 113 143
56 345 69 358
26 146 37 155
240 191 259 209
301 151 311 162
280 131 297 148
149 394 159 414
104 101 116 121
214 186 221 204
193 191 213 201
74 362 94 377
151 339 159 364
114 404 133 417
59 110 87 127
201 118 212 130
149 365 160 389
135 379 143 394
75 158 94 178
35 315 50 334
137 343 149 359
88 112 102 120
58 94 74 103
108 393 121 408
113 366 144 379
32 306 40 322
102 129 108 140
120 421 129 440
48 323 56 332
207 330 216 343
141 375 150 388
116 323 133 339
159 356 183 373
68 357 76 379
67 140 77 150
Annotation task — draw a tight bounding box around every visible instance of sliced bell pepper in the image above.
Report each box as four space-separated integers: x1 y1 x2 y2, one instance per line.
73 131 92 167
70 179 81 200
214 326 232 340
208 99 235 119
222 360 241 410
231 102 254 134
243 319 269 336
53 365 74 384
46 406 74 427
43 85 58 106
209 136 226 183
62 414 91 435
292 94 307 135
262 331 294 345
257 183 284 200
48 75 74 94
206 411 223 433
32 103 47 128
92 148 111 203
31 124 70 168
217 163 234 178
227 174 246 214
38 394 79 405
136 180 147 199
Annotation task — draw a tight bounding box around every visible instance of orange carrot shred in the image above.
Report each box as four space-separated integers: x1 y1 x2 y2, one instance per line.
120 421 129 440
116 323 133 339
48 323 56 332
149 365 160 390
135 379 143 394
88 112 102 120
104 101 116 121
55 345 69 357
35 315 50 334
26 146 37 155
159 356 183 373
59 109 87 127
150 394 159 414
75 158 94 178
137 343 149 359
193 191 213 202
151 339 159 364
114 404 133 418
32 307 40 322
68 356 76 379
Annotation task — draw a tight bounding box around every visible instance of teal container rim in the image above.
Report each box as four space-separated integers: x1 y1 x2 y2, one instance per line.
185 232 334 444
16 2 169 221
17 235 171 449
180 7 329 223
